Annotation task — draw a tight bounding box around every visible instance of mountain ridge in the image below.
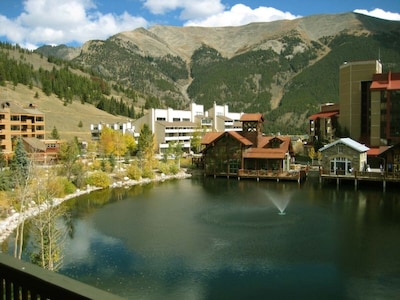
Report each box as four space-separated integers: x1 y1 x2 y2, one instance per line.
31 12 400 134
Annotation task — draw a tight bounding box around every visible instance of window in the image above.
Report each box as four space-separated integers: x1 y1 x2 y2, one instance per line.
337 145 343 153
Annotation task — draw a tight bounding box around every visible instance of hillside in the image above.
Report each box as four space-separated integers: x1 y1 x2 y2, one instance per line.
1 83 123 141
27 12 400 134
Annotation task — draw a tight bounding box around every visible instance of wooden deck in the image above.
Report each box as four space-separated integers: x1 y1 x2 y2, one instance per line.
319 169 400 190
204 168 307 183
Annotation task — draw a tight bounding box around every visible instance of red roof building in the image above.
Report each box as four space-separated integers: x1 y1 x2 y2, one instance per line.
308 103 339 144
200 113 303 181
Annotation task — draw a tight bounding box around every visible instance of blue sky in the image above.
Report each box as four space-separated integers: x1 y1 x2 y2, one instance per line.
0 0 400 49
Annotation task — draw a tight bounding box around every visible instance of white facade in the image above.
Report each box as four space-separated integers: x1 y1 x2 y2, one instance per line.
91 103 244 153
90 121 139 141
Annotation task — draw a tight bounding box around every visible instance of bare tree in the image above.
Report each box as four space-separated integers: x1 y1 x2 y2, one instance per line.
30 168 68 271
11 138 32 260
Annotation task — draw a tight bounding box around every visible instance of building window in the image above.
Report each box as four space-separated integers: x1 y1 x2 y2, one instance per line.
11 115 20 121
36 116 44 122
337 145 343 153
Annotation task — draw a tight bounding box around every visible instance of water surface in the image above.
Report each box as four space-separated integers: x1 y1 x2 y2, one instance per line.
6 177 400 299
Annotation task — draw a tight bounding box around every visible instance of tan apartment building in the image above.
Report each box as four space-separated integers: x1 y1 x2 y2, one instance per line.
0 102 45 155
339 60 382 145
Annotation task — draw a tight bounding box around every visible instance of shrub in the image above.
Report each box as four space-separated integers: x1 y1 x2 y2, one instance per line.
126 161 142 180
101 160 113 173
89 160 102 171
62 178 77 195
158 162 170 175
142 166 154 179
169 164 179 175
85 171 111 188
48 176 76 197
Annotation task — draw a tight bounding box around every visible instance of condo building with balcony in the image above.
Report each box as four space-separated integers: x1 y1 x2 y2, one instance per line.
0 102 45 155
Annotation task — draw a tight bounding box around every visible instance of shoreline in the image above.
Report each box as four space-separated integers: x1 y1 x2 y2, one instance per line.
0 171 192 244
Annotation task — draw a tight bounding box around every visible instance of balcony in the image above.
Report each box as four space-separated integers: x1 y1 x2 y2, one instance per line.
0 253 124 300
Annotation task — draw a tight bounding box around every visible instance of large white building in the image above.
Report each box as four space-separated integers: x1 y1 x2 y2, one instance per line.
91 102 243 153
90 121 139 141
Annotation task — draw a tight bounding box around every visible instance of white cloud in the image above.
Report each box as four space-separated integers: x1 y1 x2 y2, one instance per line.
184 4 300 27
144 0 225 19
0 0 148 49
354 8 400 21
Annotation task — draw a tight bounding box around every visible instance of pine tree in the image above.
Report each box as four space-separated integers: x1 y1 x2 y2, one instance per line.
10 138 29 185
50 126 60 139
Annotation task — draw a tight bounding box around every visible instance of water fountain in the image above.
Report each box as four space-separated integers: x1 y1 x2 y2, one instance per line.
265 190 292 215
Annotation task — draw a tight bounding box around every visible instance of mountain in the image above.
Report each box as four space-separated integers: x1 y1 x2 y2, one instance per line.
33 12 400 134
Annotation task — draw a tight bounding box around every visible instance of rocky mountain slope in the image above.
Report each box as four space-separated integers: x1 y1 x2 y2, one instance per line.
36 12 400 134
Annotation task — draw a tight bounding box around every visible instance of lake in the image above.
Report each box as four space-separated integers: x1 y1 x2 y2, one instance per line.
4 176 400 299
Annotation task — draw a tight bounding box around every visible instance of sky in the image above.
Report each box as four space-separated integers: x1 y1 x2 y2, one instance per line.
0 0 400 50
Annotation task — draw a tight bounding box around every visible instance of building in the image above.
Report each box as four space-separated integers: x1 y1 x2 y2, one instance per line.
90 121 139 141
22 138 62 163
369 71 400 146
319 137 369 175
201 113 304 181
131 102 243 153
0 102 45 156
339 60 382 145
308 103 339 143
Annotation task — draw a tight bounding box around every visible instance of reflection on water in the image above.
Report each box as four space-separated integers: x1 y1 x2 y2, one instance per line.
3 177 400 299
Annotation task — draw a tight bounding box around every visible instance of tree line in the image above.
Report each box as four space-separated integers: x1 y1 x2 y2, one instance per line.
0 42 141 119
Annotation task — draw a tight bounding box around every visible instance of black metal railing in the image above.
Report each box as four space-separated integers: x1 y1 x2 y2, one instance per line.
0 253 125 300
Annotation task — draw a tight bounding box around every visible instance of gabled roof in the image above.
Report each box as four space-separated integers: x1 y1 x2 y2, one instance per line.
319 138 369 153
23 137 46 152
240 113 264 122
309 111 339 120
201 131 253 146
244 136 292 159
201 132 223 145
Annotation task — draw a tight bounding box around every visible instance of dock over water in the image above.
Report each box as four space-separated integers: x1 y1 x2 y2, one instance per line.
319 169 400 190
